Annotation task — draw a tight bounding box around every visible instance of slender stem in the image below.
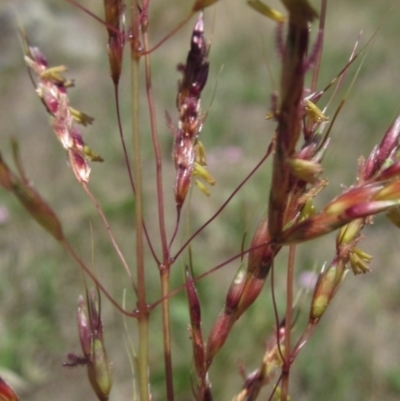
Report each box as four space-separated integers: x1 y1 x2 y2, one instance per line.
142 24 169 262
173 144 273 261
310 0 327 93
65 0 113 30
291 323 316 362
160 266 174 401
131 3 149 400
281 245 296 401
142 16 174 400
150 238 277 312
81 182 137 294
168 209 181 252
113 85 160 264
142 11 194 55
61 239 135 316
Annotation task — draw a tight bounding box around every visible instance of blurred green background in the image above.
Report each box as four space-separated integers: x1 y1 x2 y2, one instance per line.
1 0 400 400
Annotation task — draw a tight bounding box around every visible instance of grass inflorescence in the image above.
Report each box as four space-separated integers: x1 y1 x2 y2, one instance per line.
0 1 400 401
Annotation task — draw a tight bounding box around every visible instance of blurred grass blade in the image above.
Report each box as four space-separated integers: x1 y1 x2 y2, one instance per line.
248 0 286 22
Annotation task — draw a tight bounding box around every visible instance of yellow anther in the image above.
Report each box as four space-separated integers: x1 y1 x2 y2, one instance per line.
40 65 70 84
349 252 371 275
70 107 95 126
352 247 372 263
193 162 215 186
305 99 328 124
194 180 210 196
195 140 207 166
